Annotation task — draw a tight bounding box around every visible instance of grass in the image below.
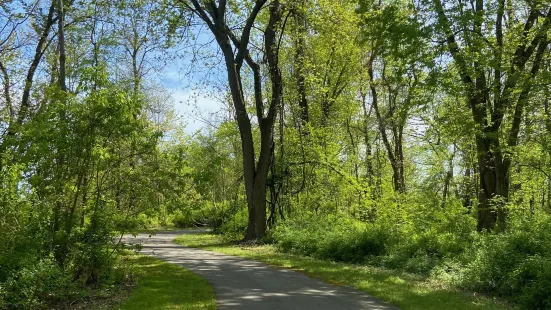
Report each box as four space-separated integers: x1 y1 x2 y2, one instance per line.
112 255 216 310
174 233 514 310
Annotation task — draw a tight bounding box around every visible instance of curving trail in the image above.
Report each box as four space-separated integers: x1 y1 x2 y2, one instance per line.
123 230 399 310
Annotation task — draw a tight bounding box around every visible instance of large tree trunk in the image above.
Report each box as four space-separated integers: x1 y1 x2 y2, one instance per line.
246 169 269 240
390 161 405 193
186 0 282 240
475 137 508 231
242 123 272 240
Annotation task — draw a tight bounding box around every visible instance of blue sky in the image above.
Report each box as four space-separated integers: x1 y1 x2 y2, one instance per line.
157 28 226 134
2 2 227 134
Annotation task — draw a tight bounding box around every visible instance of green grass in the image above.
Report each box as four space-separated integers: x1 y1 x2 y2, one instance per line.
112 255 216 310
174 233 514 310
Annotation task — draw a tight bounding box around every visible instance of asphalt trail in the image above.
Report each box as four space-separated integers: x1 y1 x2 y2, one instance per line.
123 230 399 310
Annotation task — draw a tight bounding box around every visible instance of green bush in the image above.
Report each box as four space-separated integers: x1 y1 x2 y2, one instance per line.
270 207 551 308
216 207 248 241
171 210 195 228
2 259 71 309
273 207 472 270
459 216 551 308
381 204 475 273
273 214 393 263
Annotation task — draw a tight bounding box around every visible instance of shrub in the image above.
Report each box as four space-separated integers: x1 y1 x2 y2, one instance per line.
459 215 551 308
2 259 71 309
273 214 393 263
171 210 195 228
216 207 248 241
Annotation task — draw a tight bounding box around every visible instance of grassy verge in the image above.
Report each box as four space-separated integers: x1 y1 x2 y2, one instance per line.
174 233 514 310
112 255 215 310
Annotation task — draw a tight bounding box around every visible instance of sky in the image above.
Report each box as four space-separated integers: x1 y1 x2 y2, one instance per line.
1 2 233 135
171 88 222 133
157 28 226 134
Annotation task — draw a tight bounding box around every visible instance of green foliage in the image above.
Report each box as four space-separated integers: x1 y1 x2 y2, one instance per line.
271 207 551 308
3 0 551 308
216 206 249 241
1 259 70 309
379 200 476 273
458 215 551 308
273 214 392 263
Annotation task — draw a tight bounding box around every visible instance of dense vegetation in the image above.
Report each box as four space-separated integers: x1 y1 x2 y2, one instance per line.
1 0 551 309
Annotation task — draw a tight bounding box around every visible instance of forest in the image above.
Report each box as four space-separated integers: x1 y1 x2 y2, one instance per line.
1 0 551 309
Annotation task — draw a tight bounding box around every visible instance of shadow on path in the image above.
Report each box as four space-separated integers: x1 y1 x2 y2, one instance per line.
123 230 399 310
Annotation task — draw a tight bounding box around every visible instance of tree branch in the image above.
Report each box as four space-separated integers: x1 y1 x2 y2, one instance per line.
235 0 268 68
432 0 473 87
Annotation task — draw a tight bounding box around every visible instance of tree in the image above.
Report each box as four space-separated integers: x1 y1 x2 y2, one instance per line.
0 1 58 165
179 0 284 240
359 0 433 194
432 0 551 230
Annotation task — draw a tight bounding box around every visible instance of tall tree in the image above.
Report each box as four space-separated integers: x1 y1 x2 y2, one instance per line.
179 0 283 240
0 1 57 164
360 0 431 193
432 0 551 230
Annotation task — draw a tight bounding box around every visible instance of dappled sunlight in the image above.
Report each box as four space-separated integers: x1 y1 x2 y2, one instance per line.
124 231 398 310
169 233 513 310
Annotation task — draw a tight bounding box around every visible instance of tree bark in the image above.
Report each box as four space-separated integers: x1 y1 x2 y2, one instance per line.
186 0 282 240
361 92 374 187
293 1 309 128
0 61 13 121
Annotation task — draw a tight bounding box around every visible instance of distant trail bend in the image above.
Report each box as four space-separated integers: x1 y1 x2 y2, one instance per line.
123 230 399 310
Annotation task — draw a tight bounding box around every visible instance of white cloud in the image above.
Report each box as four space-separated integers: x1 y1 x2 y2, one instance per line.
171 89 223 133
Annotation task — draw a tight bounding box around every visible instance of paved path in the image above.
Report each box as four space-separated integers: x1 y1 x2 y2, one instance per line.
123 230 398 310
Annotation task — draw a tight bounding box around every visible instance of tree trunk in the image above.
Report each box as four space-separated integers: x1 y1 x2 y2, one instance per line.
293 0 309 128
243 124 272 240
546 97 551 211
462 164 471 210
187 0 281 240
475 134 509 231
441 148 455 208
246 173 269 240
